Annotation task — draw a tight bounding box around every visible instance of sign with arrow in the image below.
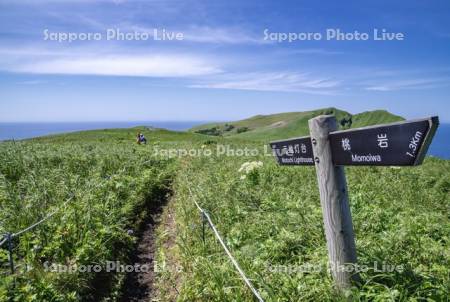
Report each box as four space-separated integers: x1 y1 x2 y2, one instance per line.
269 136 314 165
270 117 439 167
329 117 439 166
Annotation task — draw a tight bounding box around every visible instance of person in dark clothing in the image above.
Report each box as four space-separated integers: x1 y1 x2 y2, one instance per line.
136 132 147 144
139 133 147 144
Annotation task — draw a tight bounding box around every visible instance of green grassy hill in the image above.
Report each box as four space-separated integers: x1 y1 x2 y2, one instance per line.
1 112 447 302
29 126 205 144
351 110 404 128
190 108 404 141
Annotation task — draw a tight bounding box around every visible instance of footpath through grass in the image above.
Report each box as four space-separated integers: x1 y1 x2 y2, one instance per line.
0 128 448 301
0 128 200 301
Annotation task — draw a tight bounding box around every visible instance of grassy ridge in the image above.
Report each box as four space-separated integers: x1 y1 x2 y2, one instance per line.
29 127 205 144
190 108 404 141
351 110 404 128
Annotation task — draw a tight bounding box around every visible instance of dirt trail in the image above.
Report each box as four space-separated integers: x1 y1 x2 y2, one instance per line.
119 198 166 302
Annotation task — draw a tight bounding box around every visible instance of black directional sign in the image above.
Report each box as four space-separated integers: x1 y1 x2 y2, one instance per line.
269 116 439 167
329 117 439 166
270 136 314 165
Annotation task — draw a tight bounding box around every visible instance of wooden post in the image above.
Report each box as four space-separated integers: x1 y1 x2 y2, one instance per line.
7 233 14 274
308 115 360 290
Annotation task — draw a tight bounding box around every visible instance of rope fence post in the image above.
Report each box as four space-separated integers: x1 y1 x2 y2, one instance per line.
201 211 206 245
7 233 14 274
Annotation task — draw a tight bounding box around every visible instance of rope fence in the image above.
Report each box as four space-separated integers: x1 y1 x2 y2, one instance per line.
189 188 265 302
1 177 266 301
0 194 75 274
12 194 75 239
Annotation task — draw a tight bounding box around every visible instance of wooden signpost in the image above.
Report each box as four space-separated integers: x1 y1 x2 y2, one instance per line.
270 115 439 291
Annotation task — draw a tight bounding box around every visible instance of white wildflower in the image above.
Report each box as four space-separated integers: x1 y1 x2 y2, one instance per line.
238 161 264 175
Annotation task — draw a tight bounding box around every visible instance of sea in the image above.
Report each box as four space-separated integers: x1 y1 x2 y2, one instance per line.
427 123 450 159
0 121 202 140
0 122 449 160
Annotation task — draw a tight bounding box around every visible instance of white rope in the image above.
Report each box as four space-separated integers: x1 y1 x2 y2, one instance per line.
202 212 265 302
11 195 74 238
0 236 7 247
193 199 204 213
1 178 110 248
188 187 265 302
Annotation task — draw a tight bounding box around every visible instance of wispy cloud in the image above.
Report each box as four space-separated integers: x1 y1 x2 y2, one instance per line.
7 54 220 77
364 77 450 91
1 0 128 4
17 80 47 85
181 26 267 44
280 48 344 55
0 44 222 77
190 72 340 94
123 24 268 45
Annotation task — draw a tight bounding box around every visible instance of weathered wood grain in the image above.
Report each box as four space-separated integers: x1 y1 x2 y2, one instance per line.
308 115 360 290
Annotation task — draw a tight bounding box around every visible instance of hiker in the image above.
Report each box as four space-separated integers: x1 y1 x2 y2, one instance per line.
139 133 147 144
136 132 147 144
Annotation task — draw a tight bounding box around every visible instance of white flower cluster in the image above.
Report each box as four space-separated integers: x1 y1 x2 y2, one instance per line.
238 161 263 179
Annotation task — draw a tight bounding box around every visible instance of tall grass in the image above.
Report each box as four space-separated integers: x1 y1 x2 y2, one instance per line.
0 140 174 301
167 143 449 301
1 128 448 301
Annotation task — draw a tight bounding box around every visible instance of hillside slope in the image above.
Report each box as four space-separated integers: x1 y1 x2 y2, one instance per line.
1 123 447 301
351 110 404 128
190 108 404 141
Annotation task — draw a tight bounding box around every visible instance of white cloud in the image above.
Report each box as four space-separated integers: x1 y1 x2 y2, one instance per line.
0 45 221 77
280 48 344 55
2 0 128 4
182 26 267 44
126 25 268 45
190 72 340 94
365 77 450 91
17 80 47 85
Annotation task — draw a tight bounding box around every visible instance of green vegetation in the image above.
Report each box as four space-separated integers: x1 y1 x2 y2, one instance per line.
190 107 404 141
194 127 222 136
0 110 448 301
162 148 449 301
351 110 404 128
0 128 205 301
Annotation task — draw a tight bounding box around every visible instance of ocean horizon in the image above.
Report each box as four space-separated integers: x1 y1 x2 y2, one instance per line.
0 121 207 141
0 121 448 160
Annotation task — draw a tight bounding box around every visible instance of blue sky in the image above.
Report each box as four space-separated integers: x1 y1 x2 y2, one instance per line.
0 0 449 122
